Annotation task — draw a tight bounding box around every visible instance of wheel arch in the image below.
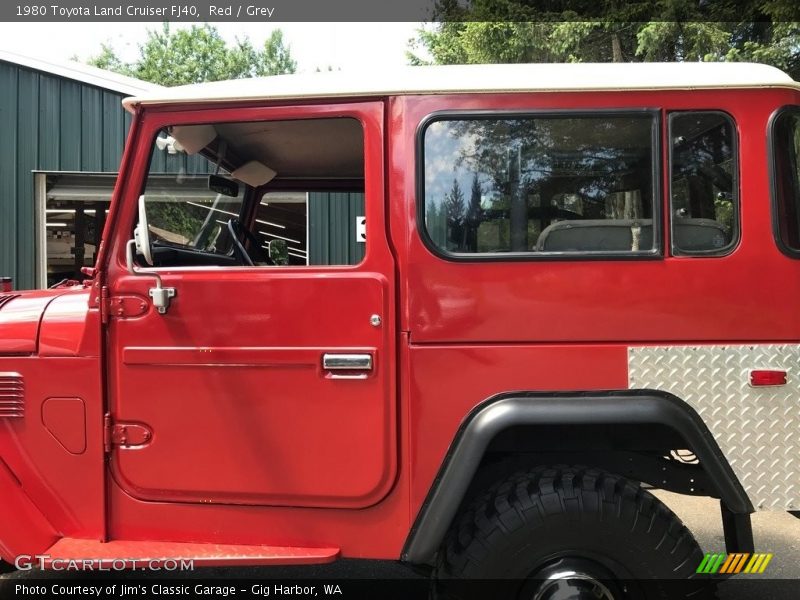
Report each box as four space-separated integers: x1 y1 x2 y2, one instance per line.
402 389 752 564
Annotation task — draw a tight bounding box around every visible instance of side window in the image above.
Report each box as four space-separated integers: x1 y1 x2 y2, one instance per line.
255 189 365 266
143 127 241 262
421 113 658 257
772 107 800 254
139 118 365 268
669 112 738 255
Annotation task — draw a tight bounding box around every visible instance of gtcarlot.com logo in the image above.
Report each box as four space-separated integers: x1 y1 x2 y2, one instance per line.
13 554 194 571
697 552 773 574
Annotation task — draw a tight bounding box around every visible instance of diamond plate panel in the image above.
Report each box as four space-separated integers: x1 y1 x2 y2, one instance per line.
629 345 799 511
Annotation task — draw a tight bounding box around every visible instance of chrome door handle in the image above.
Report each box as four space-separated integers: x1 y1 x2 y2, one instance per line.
322 353 373 371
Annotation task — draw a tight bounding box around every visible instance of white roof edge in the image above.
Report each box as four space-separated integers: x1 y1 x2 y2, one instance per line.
0 49 162 96
121 62 799 113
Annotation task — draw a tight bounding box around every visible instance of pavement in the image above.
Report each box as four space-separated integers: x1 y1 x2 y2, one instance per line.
652 491 800 579
2 492 799 598
652 491 800 598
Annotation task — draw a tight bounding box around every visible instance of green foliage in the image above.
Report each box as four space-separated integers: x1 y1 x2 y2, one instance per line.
444 178 466 224
87 43 133 75
258 30 297 76
87 24 297 86
410 0 800 79
147 200 206 242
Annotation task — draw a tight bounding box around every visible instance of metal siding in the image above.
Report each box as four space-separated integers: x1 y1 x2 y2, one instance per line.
0 59 131 288
353 193 365 263
102 91 124 171
0 63 18 284
308 192 325 266
332 192 343 264
38 75 60 170
80 86 103 170
308 192 365 266
59 79 81 171
16 71 38 289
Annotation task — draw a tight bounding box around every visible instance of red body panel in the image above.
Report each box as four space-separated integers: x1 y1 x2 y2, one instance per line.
39 291 100 357
391 89 800 344
43 538 339 567
108 274 394 507
406 344 629 511
0 292 61 354
2 85 799 565
0 454 57 564
0 357 105 552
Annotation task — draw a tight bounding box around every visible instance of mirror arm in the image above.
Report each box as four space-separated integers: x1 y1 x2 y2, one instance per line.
126 240 176 315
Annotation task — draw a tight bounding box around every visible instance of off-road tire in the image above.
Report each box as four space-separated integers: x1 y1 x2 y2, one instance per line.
434 465 709 600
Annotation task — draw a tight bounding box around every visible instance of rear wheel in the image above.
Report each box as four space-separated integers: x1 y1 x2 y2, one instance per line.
434 465 708 600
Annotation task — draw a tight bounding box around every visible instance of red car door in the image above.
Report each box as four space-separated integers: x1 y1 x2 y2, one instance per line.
105 101 397 509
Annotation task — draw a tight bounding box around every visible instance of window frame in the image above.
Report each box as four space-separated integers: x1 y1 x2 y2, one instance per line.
667 110 740 258
769 105 800 259
415 108 664 262
130 112 370 271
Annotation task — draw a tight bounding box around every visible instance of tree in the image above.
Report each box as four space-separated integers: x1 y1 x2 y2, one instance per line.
87 24 297 86
444 178 466 250
464 173 483 250
409 0 800 79
258 30 297 76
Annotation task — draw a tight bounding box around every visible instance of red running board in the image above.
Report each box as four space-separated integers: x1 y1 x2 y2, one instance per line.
42 538 340 568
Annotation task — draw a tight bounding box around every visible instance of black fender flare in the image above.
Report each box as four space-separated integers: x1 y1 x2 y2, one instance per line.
402 390 752 564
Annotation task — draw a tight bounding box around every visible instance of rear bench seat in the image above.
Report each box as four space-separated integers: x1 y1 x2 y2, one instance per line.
535 218 727 252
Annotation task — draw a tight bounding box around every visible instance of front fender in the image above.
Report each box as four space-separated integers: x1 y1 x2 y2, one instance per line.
0 456 57 565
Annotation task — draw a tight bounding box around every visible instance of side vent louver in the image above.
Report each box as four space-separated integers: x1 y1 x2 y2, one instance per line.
0 373 24 418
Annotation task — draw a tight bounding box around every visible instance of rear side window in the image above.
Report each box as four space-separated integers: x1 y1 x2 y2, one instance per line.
772 108 800 254
420 113 658 258
669 112 738 255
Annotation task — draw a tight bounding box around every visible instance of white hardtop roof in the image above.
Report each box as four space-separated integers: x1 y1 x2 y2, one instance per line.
0 49 162 96
122 62 799 113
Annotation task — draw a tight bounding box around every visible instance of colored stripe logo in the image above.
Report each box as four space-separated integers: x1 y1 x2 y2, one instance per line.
696 553 773 574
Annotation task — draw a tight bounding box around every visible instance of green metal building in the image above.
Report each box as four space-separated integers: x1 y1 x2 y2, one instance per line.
0 50 159 290
1 50 363 290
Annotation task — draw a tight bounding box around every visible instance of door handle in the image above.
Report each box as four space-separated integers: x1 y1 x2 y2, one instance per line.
325 373 369 380
322 353 373 371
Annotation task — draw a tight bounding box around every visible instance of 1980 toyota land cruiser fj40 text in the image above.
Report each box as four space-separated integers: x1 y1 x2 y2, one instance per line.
2 62 800 599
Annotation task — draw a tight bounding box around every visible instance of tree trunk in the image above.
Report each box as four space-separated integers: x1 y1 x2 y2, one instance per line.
612 32 623 62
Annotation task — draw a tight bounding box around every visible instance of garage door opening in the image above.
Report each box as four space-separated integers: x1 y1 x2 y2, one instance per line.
35 172 116 288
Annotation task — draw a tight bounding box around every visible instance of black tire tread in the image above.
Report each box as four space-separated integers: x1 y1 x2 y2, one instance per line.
437 465 708 598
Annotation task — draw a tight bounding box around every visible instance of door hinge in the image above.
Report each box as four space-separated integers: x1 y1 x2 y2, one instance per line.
100 291 149 324
104 412 153 452
100 286 110 325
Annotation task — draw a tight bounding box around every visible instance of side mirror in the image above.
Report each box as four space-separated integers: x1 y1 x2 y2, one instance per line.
268 239 289 265
126 195 175 315
133 194 154 266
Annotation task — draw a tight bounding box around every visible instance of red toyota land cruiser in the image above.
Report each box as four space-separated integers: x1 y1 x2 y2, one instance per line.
2 62 800 599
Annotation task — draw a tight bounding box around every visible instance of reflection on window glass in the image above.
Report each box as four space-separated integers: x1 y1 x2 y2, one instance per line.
773 108 800 252
144 129 243 255
139 118 366 268
670 112 737 254
422 115 656 255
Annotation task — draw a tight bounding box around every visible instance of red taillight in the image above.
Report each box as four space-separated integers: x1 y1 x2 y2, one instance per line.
0 277 11 292
749 370 787 387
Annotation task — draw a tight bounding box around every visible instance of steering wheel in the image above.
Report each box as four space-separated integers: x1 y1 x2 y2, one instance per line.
226 218 273 266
